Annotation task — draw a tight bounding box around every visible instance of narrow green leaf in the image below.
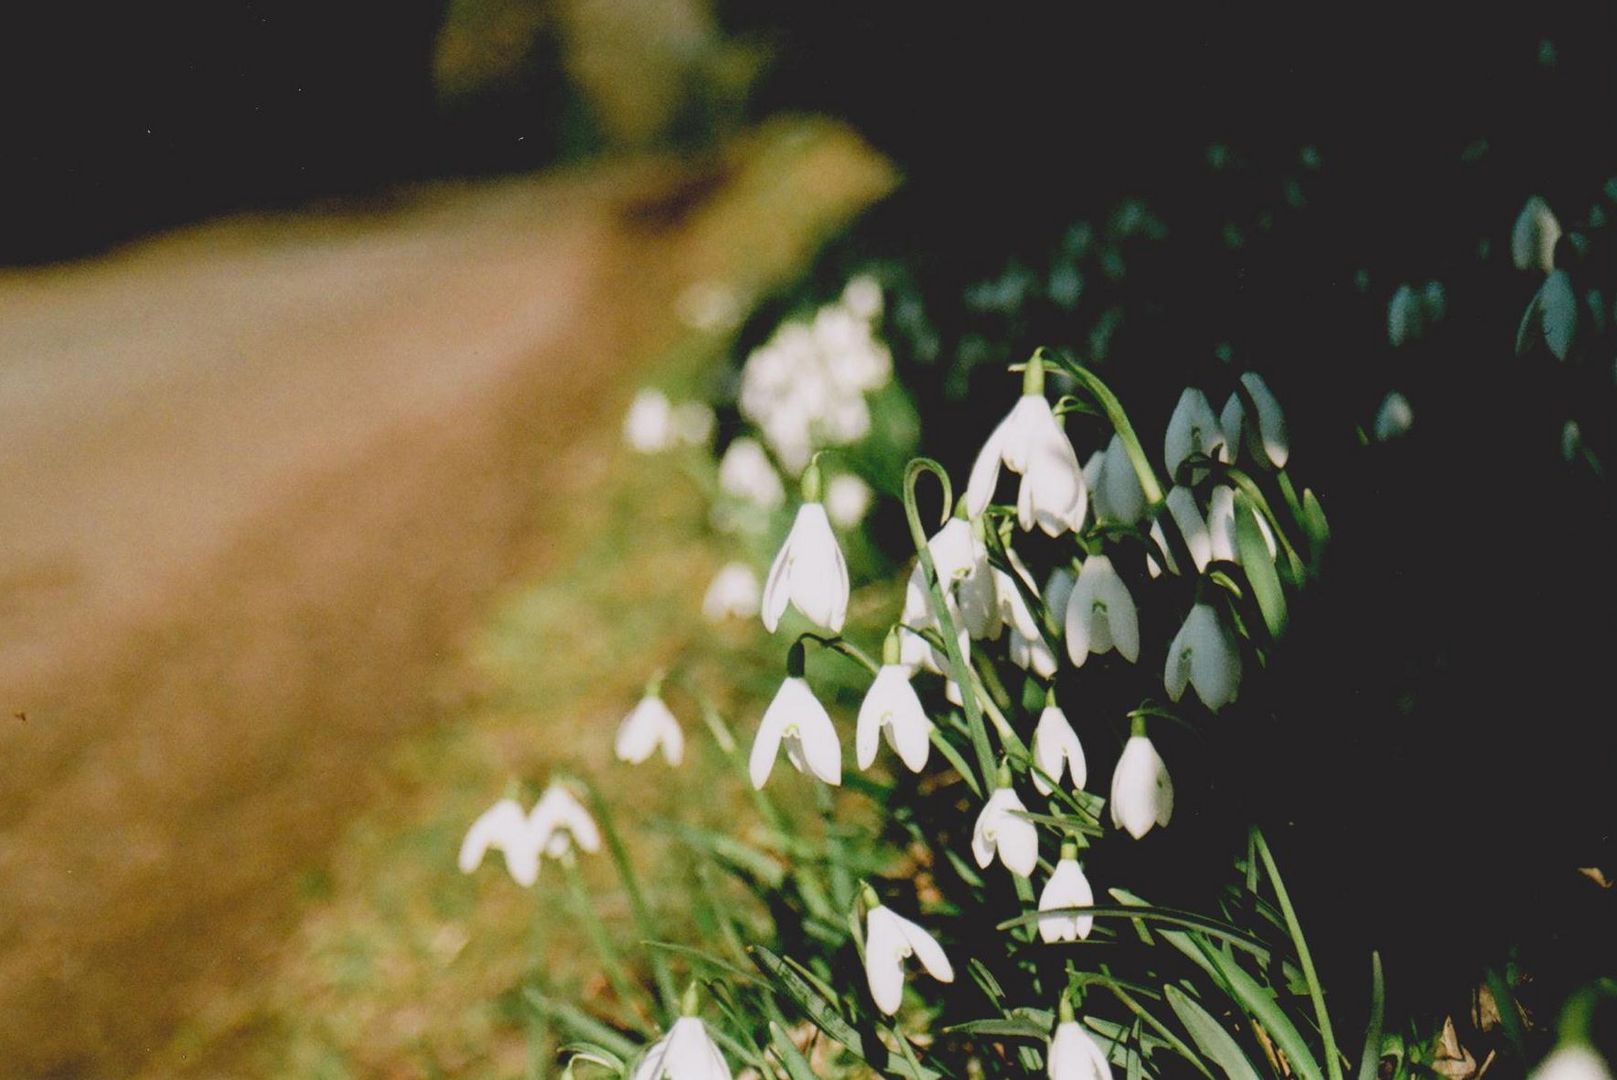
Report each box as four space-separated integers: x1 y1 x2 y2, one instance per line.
1356 953 1385 1080
1234 491 1288 638
1165 985 1263 1080
524 989 640 1060
944 1018 1049 1039
769 1020 821 1080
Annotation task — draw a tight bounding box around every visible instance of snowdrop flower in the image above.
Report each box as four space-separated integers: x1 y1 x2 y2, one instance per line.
459 797 541 886
1009 621 1059 678
632 1016 733 1080
1512 196 1562 273
1038 842 1095 943
972 773 1039 877
1110 723 1173 839
529 783 602 859
749 649 842 788
1165 603 1241 711
965 354 1087 536
1219 372 1290 469
1535 270 1578 360
1064 554 1139 667
842 273 884 320
1206 487 1277 566
1530 1045 1613 1080
863 890 955 1015
624 389 676 453
1147 486 1213 578
826 473 875 528
1387 284 1422 347
1374 391 1414 441
1164 387 1226 480
761 461 849 633
857 632 933 773
1032 695 1086 795
1090 434 1147 525
1049 998 1114 1080
702 562 761 621
1045 565 1076 626
901 514 999 653
718 437 785 510
615 687 684 766
996 549 1056 677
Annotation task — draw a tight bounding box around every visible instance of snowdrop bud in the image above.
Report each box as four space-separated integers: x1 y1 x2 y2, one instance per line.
826 473 874 528
1219 373 1290 469
1148 486 1213 578
631 1016 734 1080
1165 603 1241 711
1110 721 1173 839
1207 487 1276 566
702 562 761 621
624 389 676 453
1038 842 1095 943
1530 1045 1613 1080
1032 693 1086 795
1374 391 1414 442
965 353 1088 535
1512 196 1562 273
1049 1005 1115 1080
1064 554 1139 666
863 901 955 1015
972 778 1040 877
615 687 685 766
749 654 842 788
459 797 541 886
856 656 933 773
1164 388 1226 480
718 438 785 509
762 472 850 633
529 783 602 859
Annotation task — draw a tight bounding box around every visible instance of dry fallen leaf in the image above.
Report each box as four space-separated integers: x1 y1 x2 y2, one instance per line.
1577 866 1612 889
1431 1016 1478 1080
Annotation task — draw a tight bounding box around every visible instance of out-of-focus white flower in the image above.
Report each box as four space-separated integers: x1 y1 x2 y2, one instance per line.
675 280 744 333
1529 1045 1613 1080
1374 391 1414 441
702 562 761 621
1049 1003 1114 1080
1110 729 1173 839
856 661 933 773
624 389 677 453
1165 603 1241 711
1164 388 1226 480
1090 434 1147 526
1512 196 1562 273
1148 486 1213 578
673 402 715 447
1032 700 1086 794
972 784 1039 877
966 360 1087 535
842 274 884 320
529 784 602 859
825 474 874 528
1038 846 1095 943
864 899 955 1015
1389 281 1446 347
1562 420 1584 464
615 691 684 766
1207 487 1277 566
1533 270 1578 360
718 437 785 510
1045 565 1076 625
631 1016 734 1080
749 671 842 788
459 797 541 886
762 488 849 633
1219 373 1290 469
1064 554 1139 667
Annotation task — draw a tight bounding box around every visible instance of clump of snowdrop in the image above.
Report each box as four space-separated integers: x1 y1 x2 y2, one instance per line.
862 885 955 1015
702 562 761 621
615 681 685 765
966 352 1088 535
761 458 850 634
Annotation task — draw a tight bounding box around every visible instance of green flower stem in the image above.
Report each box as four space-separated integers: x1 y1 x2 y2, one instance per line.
581 778 679 1021
1251 828 1344 1080
1224 467 1308 581
796 632 882 676
1047 349 1165 506
559 854 645 1018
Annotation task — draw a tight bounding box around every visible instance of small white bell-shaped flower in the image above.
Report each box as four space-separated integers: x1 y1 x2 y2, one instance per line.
972 766 1040 877
902 513 1000 644
1219 372 1290 469
965 354 1087 535
1032 691 1086 795
1206 487 1277 566
1164 387 1226 480
1165 602 1242 711
624 388 677 453
1048 997 1115 1080
856 630 933 773
826 473 874 528
997 549 1057 678
1064 553 1139 667
862 887 955 1015
1091 433 1147 525
631 1012 733 1080
749 645 843 788
1038 842 1096 943
702 562 761 621
1044 565 1076 625
529 783 602 859
761 459 850 634
615 682 685 766
1511 195 1562 273
1530 1044 1613 1080
459 796 541 886
1148 486 1213 578
1110 721 1174 840
718 436 785 509
1374 391 1413 442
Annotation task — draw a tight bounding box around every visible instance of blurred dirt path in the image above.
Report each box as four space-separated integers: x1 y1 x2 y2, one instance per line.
0 124 891 1079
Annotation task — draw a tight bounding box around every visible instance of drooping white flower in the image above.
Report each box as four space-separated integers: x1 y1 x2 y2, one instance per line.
624 389 677 453
901 516 999 655
1164 388 1226 480
997 549 1056 677
631 1016 734 1080
1164 603 1242 711
529 784 602 859
1206 486 1277 566
1389 281 1446 347
615 691 685 766
965 359 1087 535
1374 391 1414 442
1008 621 1059 679
864 901 955 1015
1049 1009 1115 1080
702 562 761 621
749 672 842 788
1219 373 1290 469
826 473 875 528
856 663 933 773
1110 730 1174 839
1032 697 1085 795
762 491 849 633
718 437 786 510
1045 565 1076 625
1537 270 1578 360
1147 486 1213 578
459 797 541 886
972 784 1040 877
1529 1045 1613 1080
1512 196 1562 273
1038 848 1095 943
1064 554 1139 667
1091 434 1147 525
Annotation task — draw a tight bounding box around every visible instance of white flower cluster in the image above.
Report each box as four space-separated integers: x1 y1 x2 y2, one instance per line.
624 388 716 454
458 783 601 887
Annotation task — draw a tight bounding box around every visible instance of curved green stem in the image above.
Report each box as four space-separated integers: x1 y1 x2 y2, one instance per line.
1252 828 1343 1080
795 632 882 676
1045 348 1165 505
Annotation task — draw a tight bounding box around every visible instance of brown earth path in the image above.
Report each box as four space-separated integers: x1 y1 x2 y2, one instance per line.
0 124 890 1079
